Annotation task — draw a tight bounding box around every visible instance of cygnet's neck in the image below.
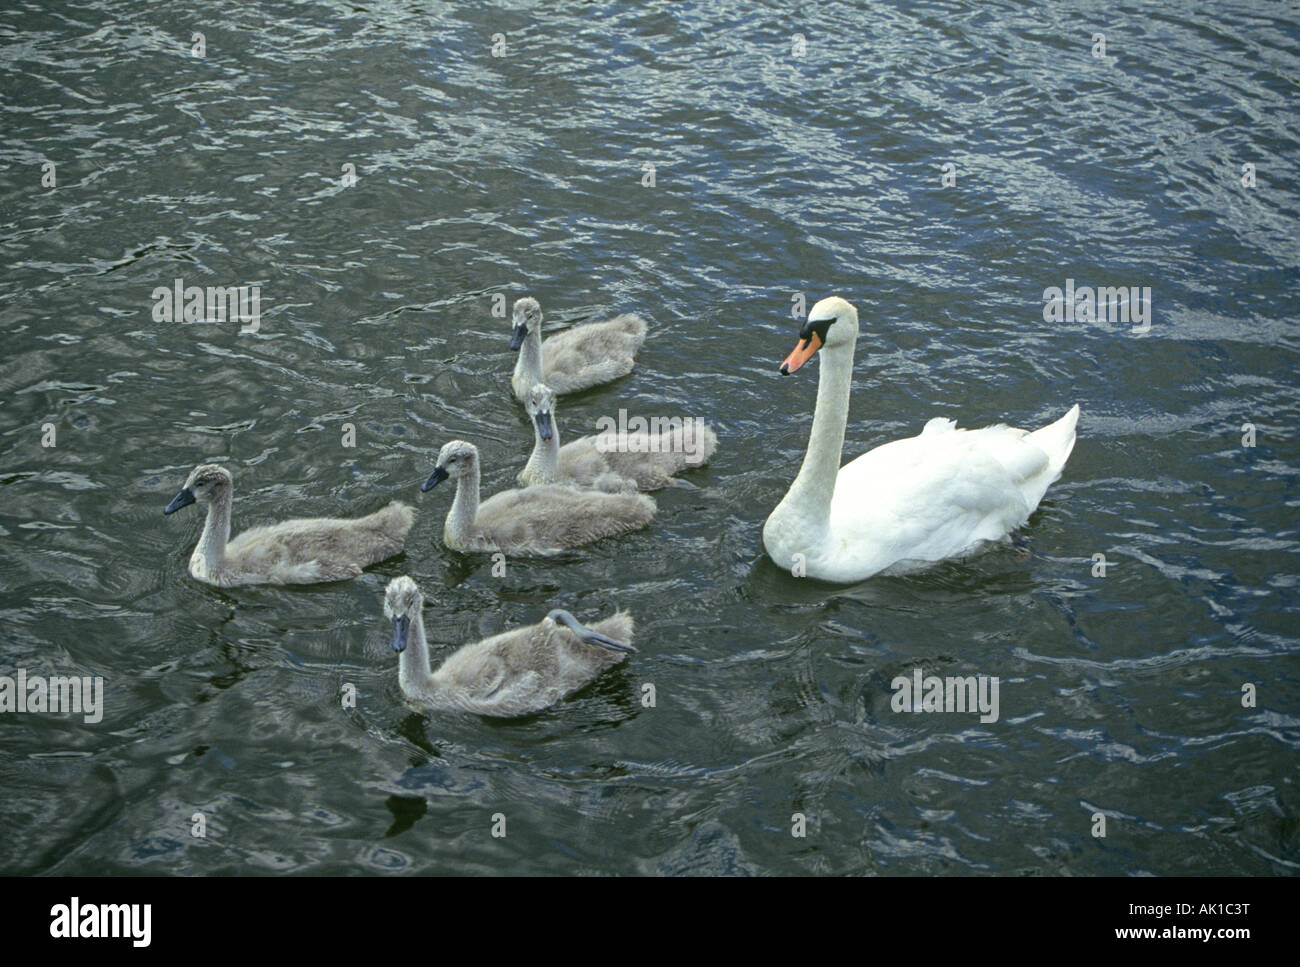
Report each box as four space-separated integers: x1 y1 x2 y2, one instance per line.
194 490 233 574
445 466 481 544
514 326 543 390
398 607 441 699
523 414 561 484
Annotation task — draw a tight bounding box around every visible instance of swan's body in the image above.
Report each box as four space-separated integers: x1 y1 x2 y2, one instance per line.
163 464 414 586
762 297 1079 583
384 576 634 717
422 440 655 556
509 297 647 401
518 383 718 492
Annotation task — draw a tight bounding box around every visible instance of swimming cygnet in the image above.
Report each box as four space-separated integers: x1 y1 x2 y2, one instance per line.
421 440 655 556
164 463 413 586
384 575 634 717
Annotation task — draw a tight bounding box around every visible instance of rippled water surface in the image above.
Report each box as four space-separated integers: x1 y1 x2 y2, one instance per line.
1 0 1297 875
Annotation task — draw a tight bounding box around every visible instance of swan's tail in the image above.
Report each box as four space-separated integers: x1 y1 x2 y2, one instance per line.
680 421 718 467
611 313 649 347
1027 404 1080 479
368 501 416 541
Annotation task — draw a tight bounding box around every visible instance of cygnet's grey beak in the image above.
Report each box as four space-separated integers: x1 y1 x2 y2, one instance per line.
164 488 196 515
508 324 527 351
579 630 637 654
391 614 410 653
421 466 449 492
536 410 553 441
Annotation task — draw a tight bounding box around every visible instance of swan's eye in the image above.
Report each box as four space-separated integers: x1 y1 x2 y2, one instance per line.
799 316 834 344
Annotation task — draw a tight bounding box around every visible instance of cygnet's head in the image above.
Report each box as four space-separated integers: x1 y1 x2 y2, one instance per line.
509 297 542 350
384 575 423 653
543 609 637 654
780 296 859 375
163 463 233 515
421 439 479 491
524 383 557 441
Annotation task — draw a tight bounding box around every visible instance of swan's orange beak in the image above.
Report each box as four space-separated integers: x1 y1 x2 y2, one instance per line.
780 332 821 374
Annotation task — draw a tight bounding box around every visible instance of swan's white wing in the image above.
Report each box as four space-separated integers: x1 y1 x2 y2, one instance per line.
825 422 1051 577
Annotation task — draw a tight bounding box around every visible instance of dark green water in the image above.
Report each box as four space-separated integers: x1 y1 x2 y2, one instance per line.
1 0 1297 875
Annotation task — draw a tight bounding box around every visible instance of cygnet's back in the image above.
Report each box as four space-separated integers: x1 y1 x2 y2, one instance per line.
232 503 413 575
475 484 655 555
573 422 718 491
435 612 634 717
543 315 647 390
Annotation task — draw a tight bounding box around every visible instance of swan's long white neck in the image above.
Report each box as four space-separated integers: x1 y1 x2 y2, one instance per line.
514 326 544 390
445 466 481 544
194 491 232 575
523 414 561 484
398 606 440 698
768 325 857 549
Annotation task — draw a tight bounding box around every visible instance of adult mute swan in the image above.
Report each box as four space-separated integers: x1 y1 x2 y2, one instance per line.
421 440 656 555
509 297 647 401
163 464 414 586
762 297 1079 583
383 575 634 717
518 383 719 492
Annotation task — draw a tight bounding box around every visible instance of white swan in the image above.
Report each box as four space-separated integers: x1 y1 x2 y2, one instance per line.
518 383 719 492
164 463 414 586
384 575 634 717
421 440 656 555
509 297 647 401
762 297 1080 583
